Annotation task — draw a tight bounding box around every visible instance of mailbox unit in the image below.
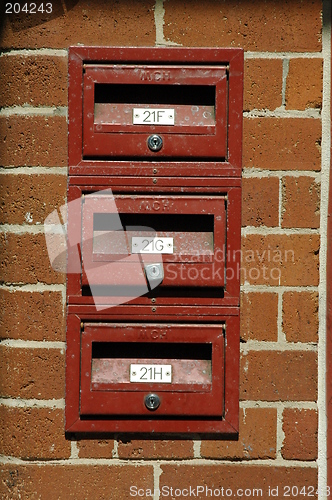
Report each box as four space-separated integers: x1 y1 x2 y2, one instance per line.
66 47 243 434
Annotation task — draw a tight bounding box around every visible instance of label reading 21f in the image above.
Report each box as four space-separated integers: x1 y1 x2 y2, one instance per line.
133 108 175 125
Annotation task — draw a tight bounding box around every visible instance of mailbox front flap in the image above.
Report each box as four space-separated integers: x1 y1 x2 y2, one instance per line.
82 64 227 158
81 193 226 288
80 322 225 417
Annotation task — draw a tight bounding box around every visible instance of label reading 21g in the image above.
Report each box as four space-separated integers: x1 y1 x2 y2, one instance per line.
131 237 174 254
133 108 175 125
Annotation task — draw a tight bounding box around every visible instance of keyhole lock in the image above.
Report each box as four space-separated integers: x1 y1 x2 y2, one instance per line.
147 134 163 152
144 393 161 411
145 263 164 281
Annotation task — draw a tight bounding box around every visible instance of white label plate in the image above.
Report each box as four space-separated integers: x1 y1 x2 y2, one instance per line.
130 364 172 383
133 108 175 125
131 237 173 254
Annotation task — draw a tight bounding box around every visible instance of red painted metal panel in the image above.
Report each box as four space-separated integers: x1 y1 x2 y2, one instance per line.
65 313 81 430
69 175 242 188
68 46 243 177
92 231 213 260
67 296 240 309
66 184 240 305
328 179 332 487
81 194 226 288
327 13 332 488
69 163 242 179
66 46 242 434
66 185 82 297
80 323 224 416
94 104 215 132
82 65 227 159
92 358 212 387
67 304 240 318
65 311 239 434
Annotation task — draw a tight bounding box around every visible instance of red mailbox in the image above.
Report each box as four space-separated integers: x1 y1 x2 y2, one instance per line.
66 186 241 305
66 309 239 433
66 47 243 434
81 323 224 417
82 193 226 286
82 64 228 159
68 46 243 178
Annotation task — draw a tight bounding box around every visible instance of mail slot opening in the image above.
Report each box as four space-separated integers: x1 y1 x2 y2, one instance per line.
91 342 213 388
81 285 225 298
95 84 216 106
92 212 215 259
93 213 214 232
92 342 212 359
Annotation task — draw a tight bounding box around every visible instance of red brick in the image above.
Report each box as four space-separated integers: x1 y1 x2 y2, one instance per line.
243 118 321 171
118 438 193 459
77 438 115 459
0 174 66 225
241 292 278 342
0 346 64 399
0 116 67 167
242 177 279 227
0 233 65 285
0 290 65 341
240 351 317 401
244 59 283 111
201 408 277 459
282 409 318 460
164 0 322 52
283 292 319 343
0 55 67 107
160 464 317 498
0 407 70 459
286 59 323 110
282 176 320 229
0 464 153 499
241 234 320 287
0 1 155 49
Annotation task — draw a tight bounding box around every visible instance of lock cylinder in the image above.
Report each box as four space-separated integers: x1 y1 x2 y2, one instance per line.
144 393 161 410
147 134 163 152
145 263 164 282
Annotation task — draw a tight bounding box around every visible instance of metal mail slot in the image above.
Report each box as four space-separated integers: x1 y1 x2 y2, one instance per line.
80 323 224 417
82 64 227 159
81 193 226 290
68 46 244 176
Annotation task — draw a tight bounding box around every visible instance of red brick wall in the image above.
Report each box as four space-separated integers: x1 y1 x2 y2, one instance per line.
0 0 326 498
